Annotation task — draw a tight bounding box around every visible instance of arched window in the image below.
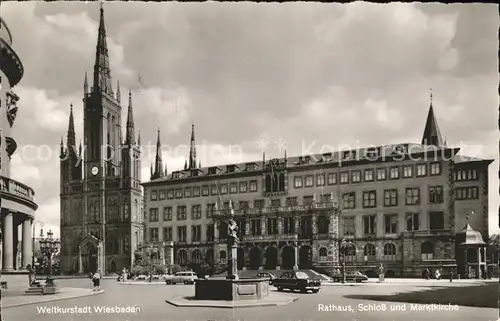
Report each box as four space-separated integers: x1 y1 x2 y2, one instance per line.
319 247 328 261
177 250 188 266
383 243 396 260
279 173 285 192
363 244 376 261
421 241 434 260
265 175 272 193
273 174 279 192
205 249 213 264
220 250 227 261
191 249 201 264
317 215 329 234
345 244 356 262
111 116 116 146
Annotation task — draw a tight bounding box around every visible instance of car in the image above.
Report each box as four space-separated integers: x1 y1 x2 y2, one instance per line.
256 272 276 285
165 271 198 285
331 271 369 283
272 271 321 293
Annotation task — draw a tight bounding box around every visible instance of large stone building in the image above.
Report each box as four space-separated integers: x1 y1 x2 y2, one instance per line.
59 7 143 275
0 17 38 273
142 98 493 278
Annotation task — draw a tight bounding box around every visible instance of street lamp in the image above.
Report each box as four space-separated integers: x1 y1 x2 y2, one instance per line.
32 221 44 268
145 244 157 282
339 238 352 284
39 230 60 285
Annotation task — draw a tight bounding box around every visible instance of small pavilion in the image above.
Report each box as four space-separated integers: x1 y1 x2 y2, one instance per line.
455 214 487 279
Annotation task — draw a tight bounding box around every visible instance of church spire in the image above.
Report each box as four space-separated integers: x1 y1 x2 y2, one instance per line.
93 4 113 95
152 128 163 179
188 123 197 169
67 104 76 147
116 80 121 103
60 137 65 158
84 71 88 95
421 89 444 146
125 89 135 145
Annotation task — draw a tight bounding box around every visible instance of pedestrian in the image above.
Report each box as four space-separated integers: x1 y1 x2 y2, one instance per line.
449 269 453 282
378 263 385 282
435 269 441 280
92 269 102 291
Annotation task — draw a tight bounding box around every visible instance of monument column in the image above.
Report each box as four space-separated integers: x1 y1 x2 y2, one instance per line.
22 218 32 269
2 212 14 271
293 241 299 271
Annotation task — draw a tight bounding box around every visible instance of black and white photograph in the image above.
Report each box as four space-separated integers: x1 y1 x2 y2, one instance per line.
0 2 497 321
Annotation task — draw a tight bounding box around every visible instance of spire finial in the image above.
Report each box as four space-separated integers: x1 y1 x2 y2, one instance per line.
429 88 433 105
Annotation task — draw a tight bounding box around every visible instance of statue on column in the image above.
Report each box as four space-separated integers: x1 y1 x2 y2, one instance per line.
227 201 239 244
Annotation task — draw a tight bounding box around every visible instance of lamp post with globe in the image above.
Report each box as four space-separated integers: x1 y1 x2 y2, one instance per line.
39 230 60 287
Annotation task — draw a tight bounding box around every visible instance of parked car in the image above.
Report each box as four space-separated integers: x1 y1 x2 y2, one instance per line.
165 271 198 285
273 271 321 293
256 272 276 285
331 271 368 283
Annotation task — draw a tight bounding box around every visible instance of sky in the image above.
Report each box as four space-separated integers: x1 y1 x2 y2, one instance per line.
0 2 498 238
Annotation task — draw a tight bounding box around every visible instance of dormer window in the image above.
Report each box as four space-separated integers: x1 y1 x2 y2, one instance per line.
208 167 218 175
365 147 379 159
191 170 199 177
226 165 236 173
392 144 408 155
304 156 311 163
245 163 256 171
322 153 332 162
172 171 181 179
343 150 356 160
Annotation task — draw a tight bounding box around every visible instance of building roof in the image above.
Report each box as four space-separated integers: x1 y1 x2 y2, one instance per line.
457 223 486 246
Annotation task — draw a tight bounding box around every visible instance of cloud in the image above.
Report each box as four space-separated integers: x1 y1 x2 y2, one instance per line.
0 2 497 235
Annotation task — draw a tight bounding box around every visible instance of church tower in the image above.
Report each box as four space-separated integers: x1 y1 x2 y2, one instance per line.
60 5 142 275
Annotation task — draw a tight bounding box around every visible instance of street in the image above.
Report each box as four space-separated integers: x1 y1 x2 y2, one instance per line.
3 278 497 321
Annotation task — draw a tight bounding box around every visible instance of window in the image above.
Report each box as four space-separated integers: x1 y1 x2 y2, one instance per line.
150 228 159 242
283 217 295 234
383 189 398 207
455 187 479 200
254 199 264 209
220 184 228 194
226 165 236 173
319 248 328 261
342 192 356 209
193 187 200 197
167 189 174 199
184 188 192 198
163 207 172 221
351 171 361 183
175 189 182 199
343 217 355 236
305 175 314 187
429 185 444 204
286 197 297 206
363 215 376 235
383 243 396 260
317 215 329 234
384 214 398 234
389 167 399 179
202 186 209 196
151 191 158 201
159 190 166 200
327 173 337 185
249 181 258 192
303 196 314 206
345 245 356 262
208 167 218 175
177 226 187 243
245 163 256 171
230 183 238 194
191 205 202 219
340 172 349 184
364 169 374 182
430 162 441 176
403 165 413 178
316 174 325 186
163 227 172 242
406 213 419 231
191 225 202 242
294 177 303 188
271 199 281 207
429 211 444 230
206 203 215 218
416 164 426 177
251 219 262 235
455 169 479 181
320 194 331 203
421 242 434 260
363 191 376 208
376 168 386 181
364 244 376 260
267 218 278 235
405 188 420 205
177 206 187 220
206 224 214 242
239 201 249 210
149 208 159 222
239 182 248 193
211 184 218 195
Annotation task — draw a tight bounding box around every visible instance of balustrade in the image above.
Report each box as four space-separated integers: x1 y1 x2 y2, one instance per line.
0 175 35 202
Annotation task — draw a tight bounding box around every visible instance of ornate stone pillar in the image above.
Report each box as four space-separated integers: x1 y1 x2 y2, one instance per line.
312 215 317 235
294 215 300 234
277 216 283 235
245 220 250 236
261 216 266 235
2 212 14 271
214 222 220 239
97 242 104 272
22 219 32 269
293 242 299 270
